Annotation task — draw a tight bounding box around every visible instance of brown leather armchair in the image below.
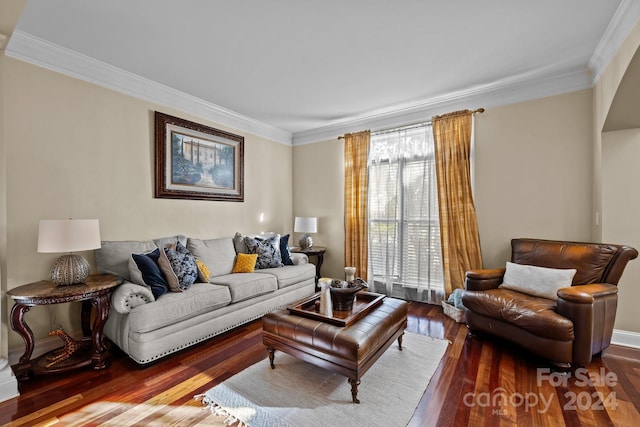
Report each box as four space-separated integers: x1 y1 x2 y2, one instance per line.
462 238 638 367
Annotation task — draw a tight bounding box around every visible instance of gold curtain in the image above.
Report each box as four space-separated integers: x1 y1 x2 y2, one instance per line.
432 110 483 295
344 130 371 281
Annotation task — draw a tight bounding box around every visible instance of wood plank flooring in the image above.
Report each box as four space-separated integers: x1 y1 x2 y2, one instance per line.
1 302 639 426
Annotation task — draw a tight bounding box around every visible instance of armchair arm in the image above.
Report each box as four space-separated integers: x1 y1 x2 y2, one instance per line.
557 283 618 304
556 283 618 365
465 268 505 291
111 281 155 314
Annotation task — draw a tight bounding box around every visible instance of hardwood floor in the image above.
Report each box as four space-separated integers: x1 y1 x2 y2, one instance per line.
1 302 639 426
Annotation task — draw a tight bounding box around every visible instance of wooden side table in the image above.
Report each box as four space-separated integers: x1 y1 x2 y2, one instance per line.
291 246 326 284
7 273 123 380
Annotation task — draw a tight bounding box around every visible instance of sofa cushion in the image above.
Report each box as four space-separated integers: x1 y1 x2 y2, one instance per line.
257 264 316 289
462 288 574 341
233 232 249 254
499 262 576 300
210 273 278 303
154 235 188 250
96 240 157 281
187 237 236 277
127 282 232 333
244 235 283 269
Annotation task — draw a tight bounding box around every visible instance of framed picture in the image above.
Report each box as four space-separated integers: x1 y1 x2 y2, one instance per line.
155 112 244 202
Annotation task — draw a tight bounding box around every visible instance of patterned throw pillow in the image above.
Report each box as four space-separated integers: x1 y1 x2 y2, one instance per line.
233 253 258 273
195 259 211 282
244 235 283 269
163 241 198 291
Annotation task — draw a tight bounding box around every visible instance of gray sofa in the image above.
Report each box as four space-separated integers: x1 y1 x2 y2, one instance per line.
94 234 316 364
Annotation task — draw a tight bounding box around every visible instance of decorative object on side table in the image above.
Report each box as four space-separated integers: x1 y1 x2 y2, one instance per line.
37 219 101 286
7 274 123 380
294 216 317 249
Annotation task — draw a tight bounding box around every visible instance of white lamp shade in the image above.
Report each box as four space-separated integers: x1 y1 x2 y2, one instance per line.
294 217 318 234
37 219 101 253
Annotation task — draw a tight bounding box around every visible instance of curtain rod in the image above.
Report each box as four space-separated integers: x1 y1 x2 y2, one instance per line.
338 108 484 139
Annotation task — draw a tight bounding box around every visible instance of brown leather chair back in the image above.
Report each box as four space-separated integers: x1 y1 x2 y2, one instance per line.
511 238 638 286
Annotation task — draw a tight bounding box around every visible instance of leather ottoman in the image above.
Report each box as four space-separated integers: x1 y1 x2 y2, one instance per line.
262 296 408 403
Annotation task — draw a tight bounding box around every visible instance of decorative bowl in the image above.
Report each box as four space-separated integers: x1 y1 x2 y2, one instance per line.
329 278 368 311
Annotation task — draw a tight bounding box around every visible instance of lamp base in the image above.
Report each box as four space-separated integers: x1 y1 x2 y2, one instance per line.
50 254 90 286
299 234 313 249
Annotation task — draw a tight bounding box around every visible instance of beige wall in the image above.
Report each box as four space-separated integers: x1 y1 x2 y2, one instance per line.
294 90 594 281
595 18 640 333
292 139 344 279
2 58 293 348
602 129 640 332
474 90 594 268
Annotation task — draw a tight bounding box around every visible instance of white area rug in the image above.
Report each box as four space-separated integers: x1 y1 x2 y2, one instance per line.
196 332 448 427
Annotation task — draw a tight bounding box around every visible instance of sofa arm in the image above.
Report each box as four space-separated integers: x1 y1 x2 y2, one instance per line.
111 281 155 314
290 253 309 265
465 268 505 291
556 283 618 365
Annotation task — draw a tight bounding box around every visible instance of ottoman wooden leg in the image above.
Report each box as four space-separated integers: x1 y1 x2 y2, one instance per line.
348 378 361 403
398 332 404 350
268 348 275 369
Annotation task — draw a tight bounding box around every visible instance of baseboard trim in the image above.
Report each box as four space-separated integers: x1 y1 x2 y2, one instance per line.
612 328 640 349
0 359 19 403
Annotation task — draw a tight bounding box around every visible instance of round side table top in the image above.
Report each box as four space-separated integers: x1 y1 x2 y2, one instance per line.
7 274 122 304
291 246 326 254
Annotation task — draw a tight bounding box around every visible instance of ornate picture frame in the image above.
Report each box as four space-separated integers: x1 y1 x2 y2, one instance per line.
155 112 244 202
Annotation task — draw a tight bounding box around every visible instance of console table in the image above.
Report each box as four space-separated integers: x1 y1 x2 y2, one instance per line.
7 273 122 380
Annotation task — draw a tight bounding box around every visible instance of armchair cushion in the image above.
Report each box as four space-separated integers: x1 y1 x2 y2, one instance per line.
463 288 574 341
499 262 576 300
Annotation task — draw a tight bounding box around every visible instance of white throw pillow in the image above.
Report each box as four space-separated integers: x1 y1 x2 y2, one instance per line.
499 262 576 300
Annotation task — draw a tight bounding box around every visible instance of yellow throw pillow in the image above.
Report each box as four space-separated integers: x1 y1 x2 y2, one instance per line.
233 253 258 273
195 259 211 282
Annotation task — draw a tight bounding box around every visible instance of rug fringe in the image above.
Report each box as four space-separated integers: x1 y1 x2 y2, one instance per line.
195 394 249 426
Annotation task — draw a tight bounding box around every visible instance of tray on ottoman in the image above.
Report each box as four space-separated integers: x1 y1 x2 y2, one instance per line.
287 291 384 326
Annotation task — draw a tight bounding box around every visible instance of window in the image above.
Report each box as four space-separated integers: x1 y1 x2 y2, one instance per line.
367 123 444 303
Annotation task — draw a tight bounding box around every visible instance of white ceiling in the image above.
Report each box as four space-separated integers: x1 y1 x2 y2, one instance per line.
6 0 640 144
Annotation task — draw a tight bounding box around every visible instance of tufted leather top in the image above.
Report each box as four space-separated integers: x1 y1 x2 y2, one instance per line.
263 297 408 363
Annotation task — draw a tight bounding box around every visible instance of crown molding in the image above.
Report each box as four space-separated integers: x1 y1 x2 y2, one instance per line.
5 30 293 146
589 0 640 83
292 65 593 145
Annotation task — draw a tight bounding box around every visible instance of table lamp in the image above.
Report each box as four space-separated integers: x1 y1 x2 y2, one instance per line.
294 217 317 249
37 219 102 286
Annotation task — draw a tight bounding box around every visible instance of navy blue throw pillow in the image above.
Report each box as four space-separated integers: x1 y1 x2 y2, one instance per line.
132 248 169 298
280 234 294 265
